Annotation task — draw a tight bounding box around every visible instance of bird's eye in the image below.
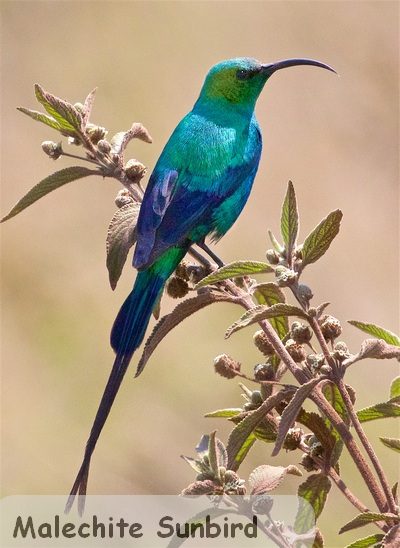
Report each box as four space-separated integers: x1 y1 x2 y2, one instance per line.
236 69 250 80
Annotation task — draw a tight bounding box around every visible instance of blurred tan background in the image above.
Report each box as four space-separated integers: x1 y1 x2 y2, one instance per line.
1 1 399 545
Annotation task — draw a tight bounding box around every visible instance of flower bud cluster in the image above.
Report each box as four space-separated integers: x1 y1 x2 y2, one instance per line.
253 330 275 356
213 354 241 380
319 315 342 341
166 276 189 299
41 141 62 160
275 265 297 287
283 427 303 451
285 338 306 363
114 188 134 208
290 321 312 344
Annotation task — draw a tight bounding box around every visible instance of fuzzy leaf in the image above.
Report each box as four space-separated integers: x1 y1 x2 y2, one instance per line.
390 377 400 399
195 261 273 289
294 474 331 534
301 210 343 268
111 123 152 154
345 534 385 548
207 431 227 475
1 166 95 223
225 303 307 339
348 321 400 347
268 229 284 252
339 512 399 534
136 292 234 377
344 339 400 368
205 408 242 419
106 202 140 290
34 84 82 134
17 107 63 132
254 421 278 443
281 181 299 258
180 455 204 474
82 87 97 125
253 282 288 340
379 437 400 453
226 389 293 471
272 378 323 456
357 402 400 423
180 479 220 496
249 464 302 495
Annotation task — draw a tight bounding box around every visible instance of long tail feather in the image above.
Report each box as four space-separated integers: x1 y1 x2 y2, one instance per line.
66 246 186 514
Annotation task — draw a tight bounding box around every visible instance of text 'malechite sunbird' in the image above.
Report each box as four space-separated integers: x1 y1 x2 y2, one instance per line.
67 56 336 513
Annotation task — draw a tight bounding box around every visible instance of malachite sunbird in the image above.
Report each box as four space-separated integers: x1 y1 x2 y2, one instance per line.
67 57 335 512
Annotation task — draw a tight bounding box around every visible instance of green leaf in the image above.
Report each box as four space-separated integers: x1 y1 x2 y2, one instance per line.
225 303 307 339
34 84 82 135
390 377 400 399
17 107 63 132
344 534 385 548
254 421 278 443
301 209 343 268
106 202 140 290
268 229 284 253
297 410 336 462
295 474 331 534
195 260 273 288
253 282 288 340
180 455 204 474
348 321 400 347
231 432 257 469
136 292 234 377
379 437 400 453
249 464 301 495
357 402 400 423
205 408 242 419
339 512 399 534
1 166 96 223
226 389 293 471
207 431 219 477
272 378 323 456
281 181 299 258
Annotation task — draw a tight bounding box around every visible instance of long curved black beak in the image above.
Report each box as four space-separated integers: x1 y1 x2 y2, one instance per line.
261 58 337 76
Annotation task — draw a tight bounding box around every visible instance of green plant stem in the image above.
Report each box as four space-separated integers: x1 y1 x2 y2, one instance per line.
336 378 397 514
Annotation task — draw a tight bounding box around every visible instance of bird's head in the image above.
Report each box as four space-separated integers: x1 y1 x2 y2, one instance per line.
197 57 336 113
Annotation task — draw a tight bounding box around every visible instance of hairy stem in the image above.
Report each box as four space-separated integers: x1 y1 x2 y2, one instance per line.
336 378 397 513
309 315 395 513
327 467 369 514
311 388 388 513
225 284 389 513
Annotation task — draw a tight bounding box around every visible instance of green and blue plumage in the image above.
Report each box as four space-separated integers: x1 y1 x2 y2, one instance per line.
67 56 335 511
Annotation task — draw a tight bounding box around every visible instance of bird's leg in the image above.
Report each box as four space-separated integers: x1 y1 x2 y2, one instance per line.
196 240 224 268
188 247 213 269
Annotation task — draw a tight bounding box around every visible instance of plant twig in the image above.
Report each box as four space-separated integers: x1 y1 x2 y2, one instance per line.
336 378 397 513
224 282 389 513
